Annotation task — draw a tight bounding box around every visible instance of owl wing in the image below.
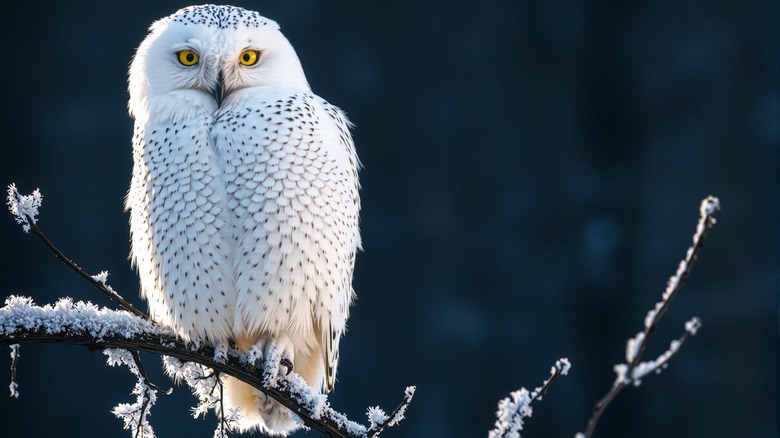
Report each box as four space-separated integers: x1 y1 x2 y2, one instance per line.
127 114 235 344
217 91 360 391
316 97 361 390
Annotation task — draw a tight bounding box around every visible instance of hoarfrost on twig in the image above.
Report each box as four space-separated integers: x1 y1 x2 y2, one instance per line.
0 295 414 437
581 196 720 438
488 358 571 438
6 184 43 233
105 348 158 438
91 270 126 301
8 343 20 398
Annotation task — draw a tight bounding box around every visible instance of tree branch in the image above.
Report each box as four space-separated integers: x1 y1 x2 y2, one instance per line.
130 349 171 394
26 219 150 321
581 196 720 437
6 183 149 320
0 299 411 438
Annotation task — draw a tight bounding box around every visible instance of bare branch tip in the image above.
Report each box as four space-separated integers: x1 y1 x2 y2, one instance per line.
582 197 719 437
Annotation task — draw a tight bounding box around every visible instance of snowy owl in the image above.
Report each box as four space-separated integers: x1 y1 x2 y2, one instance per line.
125 5 361 435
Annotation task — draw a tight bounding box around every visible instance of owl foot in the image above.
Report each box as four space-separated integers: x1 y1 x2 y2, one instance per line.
249 335 295 377
186 336 204 351
213 342 229 364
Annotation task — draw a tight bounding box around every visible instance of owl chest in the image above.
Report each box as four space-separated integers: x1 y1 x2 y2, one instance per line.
139 126 226 222
216 114 340 227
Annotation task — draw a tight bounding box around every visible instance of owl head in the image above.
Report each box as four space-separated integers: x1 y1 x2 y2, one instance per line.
128 5 309 122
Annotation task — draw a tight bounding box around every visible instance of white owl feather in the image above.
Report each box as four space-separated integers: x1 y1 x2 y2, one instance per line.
126 5 360 436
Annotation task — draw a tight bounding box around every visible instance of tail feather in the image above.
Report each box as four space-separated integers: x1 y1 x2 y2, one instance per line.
221 343 326 435
223 377 299 436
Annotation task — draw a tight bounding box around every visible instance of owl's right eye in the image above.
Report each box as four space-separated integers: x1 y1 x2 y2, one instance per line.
177 50 199 66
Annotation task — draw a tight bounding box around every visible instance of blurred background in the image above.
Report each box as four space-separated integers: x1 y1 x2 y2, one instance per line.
0 1 776 437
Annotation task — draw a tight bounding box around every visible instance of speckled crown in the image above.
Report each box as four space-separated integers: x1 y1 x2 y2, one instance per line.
170 4 278 29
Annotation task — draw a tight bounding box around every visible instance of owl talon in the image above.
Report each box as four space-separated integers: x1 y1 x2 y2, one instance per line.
186 337 203 351
280 357 294 375
213 343 229 364
245 343 264 373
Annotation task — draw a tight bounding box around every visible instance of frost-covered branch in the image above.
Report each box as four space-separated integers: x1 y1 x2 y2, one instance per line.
0 296 413 437
6 184 149 321
489 358 571 438
105 348 160 438
580 196 720 437
366 385 416 437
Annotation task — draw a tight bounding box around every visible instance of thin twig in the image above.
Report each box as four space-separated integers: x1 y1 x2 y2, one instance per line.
488 358 570 438
584 320 700 437
215 372 237 437
24 219 149 321
529 362 567 406
9 344 20 398
217 373 227 436
367 386 416 437
131 350 171 394
134 395 151 438
626 199 717 372
582 197 720 437
637 319 699 379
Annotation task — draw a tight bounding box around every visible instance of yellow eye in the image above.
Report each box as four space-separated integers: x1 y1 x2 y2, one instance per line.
177 50 199 66
238 50 259 66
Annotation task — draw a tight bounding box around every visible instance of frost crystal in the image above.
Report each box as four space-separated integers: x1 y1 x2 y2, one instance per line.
613 363 629 386
91 270 125 300
367 406 389 429
162 355 245 436
386 386 415 427
8 343 20 398
0 296 175 434
700 196 720 219
9 344 20 360
555 358 572 376
685 317 702 335
105 349 158 438
6 184 43 233
489 388 533 438
625 331 645 363
644 302 663 329
489 359 570 438
0 295 169 341
616 320 702 387
91 271 109 284
631 341 678 383
162 356 223 418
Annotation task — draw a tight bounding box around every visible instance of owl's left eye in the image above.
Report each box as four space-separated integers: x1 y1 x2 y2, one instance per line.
238 50 260 66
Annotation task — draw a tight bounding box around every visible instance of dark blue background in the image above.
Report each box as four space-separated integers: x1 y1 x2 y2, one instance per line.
0 1 776 437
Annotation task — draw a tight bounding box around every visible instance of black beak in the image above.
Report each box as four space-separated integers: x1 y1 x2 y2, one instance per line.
214 70 225 107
